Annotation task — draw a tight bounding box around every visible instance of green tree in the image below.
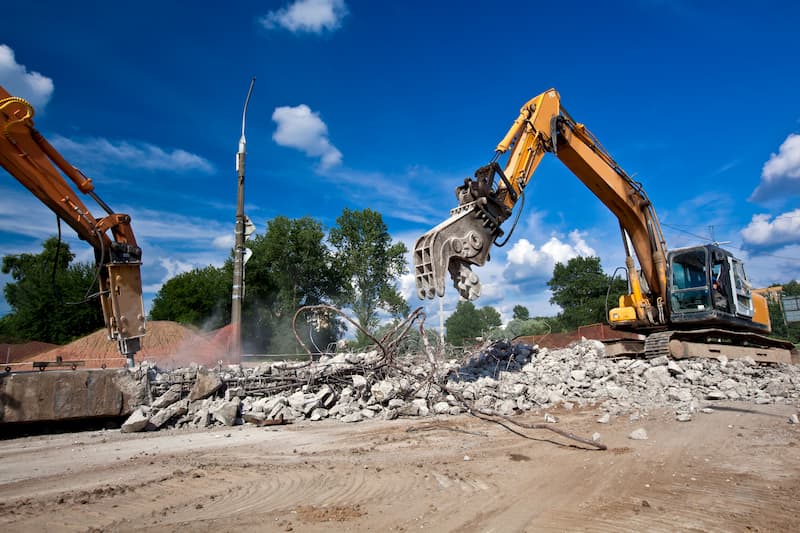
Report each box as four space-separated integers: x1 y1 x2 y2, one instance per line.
547 255 626 331
243 216 343 353
503 317 552 339
783 280 800 296
246 216 341 317
445 301 483 345
1 237 104 343
766 281 800 345
512 304 530 321
329 208 409 346
149 265 230 329
480 306 502 329
445 301 502 345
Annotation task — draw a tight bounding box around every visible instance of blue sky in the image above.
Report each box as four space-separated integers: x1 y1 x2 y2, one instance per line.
2 0 799 330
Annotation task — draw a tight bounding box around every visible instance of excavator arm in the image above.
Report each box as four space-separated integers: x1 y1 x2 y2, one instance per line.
414 89 668 327
0 86 145 365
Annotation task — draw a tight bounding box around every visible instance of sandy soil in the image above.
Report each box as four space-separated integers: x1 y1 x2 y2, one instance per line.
1 403 799 532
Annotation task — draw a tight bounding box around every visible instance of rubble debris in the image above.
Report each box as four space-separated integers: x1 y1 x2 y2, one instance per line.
119 334 800 441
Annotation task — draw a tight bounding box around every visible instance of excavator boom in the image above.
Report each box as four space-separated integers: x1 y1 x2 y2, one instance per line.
0 86 145 365
415 89 668 328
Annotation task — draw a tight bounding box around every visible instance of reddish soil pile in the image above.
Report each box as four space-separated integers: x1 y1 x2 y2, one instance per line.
22 321 235 369
0 341 59 364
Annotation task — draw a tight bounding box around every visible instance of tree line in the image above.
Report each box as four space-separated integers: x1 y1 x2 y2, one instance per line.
2 219 799 349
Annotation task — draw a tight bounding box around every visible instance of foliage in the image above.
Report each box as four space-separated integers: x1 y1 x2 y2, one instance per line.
242 216 344 353
783 280 800 296
547 255 627 331
480 306 502 329
149 265 230 329
445 301 503 345
0 237 105 344
512 304 530 321
766 280 800 344
246 216 341 317
329 208 409 346
501 317 553 339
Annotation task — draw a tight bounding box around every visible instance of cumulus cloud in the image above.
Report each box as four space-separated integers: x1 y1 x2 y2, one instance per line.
740 209 800 248
272 104 342 170
260 0 348 33
0 44 54 110
51 136 215 175
750 133 800 202
212 233 235 250
505 231 596 280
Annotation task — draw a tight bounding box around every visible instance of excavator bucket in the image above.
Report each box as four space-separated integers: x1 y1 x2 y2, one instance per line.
413 202 497 301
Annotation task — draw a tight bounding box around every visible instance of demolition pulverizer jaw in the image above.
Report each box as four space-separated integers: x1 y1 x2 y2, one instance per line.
413 202 497 300
450 261 481 300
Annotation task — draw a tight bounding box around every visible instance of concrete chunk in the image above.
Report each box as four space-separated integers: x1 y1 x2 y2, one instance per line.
152 384 182 409
121 406 151 433
188 369 222 401
211 398 240 426
148 400 188 429
628 428 649 440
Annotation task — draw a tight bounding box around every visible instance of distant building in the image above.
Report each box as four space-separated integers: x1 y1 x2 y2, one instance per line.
753 285 783 303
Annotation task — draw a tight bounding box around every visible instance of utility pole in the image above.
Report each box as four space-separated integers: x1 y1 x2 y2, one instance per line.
230 77 256 361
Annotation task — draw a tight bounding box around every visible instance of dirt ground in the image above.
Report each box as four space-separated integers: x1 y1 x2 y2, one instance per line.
1 403 799 532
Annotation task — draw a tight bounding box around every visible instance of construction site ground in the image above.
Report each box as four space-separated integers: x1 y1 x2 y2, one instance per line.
1 402 798 532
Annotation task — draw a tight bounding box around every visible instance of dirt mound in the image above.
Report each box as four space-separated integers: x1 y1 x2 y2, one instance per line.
25 321 234 369
1 341 59 364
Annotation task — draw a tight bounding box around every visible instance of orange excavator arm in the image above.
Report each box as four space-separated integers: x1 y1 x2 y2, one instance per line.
0 86 145 364
414 89 668 328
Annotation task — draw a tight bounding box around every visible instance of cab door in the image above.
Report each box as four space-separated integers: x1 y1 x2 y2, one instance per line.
728 257 754 317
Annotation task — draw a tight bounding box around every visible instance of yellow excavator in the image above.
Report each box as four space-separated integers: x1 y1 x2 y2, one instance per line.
0 86 145 366
414 89 794 363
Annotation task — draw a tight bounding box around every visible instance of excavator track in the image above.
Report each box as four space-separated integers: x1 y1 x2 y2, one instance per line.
601 329 796 364
642 329 795 364
643 331 673 359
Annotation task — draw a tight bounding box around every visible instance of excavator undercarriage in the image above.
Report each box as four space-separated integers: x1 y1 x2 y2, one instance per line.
602 329 795 364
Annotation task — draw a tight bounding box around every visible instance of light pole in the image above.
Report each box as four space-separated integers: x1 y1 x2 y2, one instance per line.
230 77 256 361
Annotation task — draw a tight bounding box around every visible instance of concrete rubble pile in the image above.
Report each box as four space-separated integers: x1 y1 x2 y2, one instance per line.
121 339 800 433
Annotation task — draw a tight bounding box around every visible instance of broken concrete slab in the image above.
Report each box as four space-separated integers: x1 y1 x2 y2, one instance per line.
0 369 148 424
187 369 222 401
152 384 182 409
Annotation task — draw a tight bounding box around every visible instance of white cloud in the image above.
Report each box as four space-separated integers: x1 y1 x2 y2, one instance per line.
212 233 234 250
0 188 54 239
505 231 596 280
750 133 800 202
740 209 800 248
51 136 215 175
259 0 348 33
398 272 417 302
0 44 54 110
272 104 342 170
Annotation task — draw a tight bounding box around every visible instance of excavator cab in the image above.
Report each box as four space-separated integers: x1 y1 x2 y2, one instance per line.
666 244 768 333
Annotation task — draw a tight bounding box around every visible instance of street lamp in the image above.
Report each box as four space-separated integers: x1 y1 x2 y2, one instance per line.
230 77 256 361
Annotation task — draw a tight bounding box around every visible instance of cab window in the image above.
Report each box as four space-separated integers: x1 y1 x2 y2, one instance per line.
670 249 709 312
